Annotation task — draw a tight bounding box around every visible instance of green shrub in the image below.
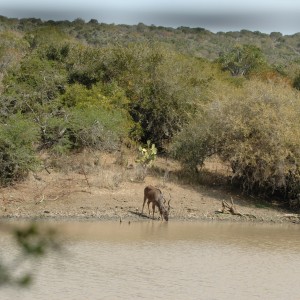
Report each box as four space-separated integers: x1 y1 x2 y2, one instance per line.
60 82 129 110
66 107 129 151
173 80 300 200
293 73 300 90
66 45 103 88
39 115 72 154
63 42 219 149
45 43 70 61
96 43 214 148
0 114 39 184
1 52 67 117
43 107 132 155
218 44 266 77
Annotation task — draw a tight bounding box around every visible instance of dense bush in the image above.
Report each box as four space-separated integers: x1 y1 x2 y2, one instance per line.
66 107 130 151
0 18 299 196
33 106 131 155
293 73 300 90
173 80 300 200
0 114 39 184
218 44 266 77
64 42 220 149
60 82 129 110
91 43 214 148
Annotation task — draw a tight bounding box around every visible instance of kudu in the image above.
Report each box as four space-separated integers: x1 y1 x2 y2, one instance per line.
142 186 171 221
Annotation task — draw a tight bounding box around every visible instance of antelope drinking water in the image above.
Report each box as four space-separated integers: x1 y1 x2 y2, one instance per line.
142 185 171 221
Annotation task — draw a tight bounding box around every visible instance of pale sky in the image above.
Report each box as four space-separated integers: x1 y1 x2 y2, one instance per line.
1 0 300 34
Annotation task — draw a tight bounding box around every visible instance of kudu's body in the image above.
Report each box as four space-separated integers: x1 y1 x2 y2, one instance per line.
142 185 170 221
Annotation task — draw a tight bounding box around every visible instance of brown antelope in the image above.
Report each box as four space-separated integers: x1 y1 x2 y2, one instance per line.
142 185 171 221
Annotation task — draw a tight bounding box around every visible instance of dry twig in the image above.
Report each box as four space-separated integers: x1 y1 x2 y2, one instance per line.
216 197 257 219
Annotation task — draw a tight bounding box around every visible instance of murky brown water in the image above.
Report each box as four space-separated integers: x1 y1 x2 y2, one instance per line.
1 221 300 300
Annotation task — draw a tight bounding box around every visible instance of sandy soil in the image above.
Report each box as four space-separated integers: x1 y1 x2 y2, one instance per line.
0 152 299 224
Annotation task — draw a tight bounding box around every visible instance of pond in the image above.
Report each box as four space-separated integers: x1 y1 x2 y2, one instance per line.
1 221 300 300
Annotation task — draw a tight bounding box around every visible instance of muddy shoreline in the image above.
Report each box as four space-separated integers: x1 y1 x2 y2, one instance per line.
0 153 299 225
1 214 298 225
0 175 298 225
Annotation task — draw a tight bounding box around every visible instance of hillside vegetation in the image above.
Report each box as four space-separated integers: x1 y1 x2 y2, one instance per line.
1 16 300 205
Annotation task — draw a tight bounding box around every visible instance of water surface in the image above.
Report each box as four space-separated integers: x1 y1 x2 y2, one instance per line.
1 221 300 300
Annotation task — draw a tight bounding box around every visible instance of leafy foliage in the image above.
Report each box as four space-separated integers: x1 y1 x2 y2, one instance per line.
173 80 300 200
91 43 213 148
218 44 266 76
0 15 299 202
0 223 59 287
66 107 130 151
293 73 300 90
0 114 39 184
60 82 129 110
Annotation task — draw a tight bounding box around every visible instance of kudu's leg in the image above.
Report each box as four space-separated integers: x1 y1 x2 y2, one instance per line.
152 203 156 219
141 195 147 214
147 200 151 216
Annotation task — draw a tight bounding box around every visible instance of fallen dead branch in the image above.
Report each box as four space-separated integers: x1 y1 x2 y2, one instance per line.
222 198 243 216
35 189 92 204
278 214 300 224
35 193 65 204
80 166 91 189
280 214 300 219
216 198 257 219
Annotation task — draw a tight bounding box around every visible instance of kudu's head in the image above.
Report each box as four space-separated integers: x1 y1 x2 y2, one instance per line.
161 198 171 221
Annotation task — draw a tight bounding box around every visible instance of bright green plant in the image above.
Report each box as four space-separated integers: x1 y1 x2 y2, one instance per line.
136 140 157 168
60 81 129 110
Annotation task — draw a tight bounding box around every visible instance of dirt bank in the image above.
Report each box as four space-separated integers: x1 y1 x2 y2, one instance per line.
0 152 298 224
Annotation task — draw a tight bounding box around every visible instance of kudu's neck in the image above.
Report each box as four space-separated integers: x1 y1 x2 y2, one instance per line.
157 200 167 217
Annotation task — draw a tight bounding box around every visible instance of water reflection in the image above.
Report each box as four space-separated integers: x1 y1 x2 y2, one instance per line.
1 221 300 300
60 221 300 251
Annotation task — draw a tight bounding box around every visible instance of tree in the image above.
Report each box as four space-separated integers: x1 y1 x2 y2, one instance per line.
93 43 213 149
218 44 265 76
